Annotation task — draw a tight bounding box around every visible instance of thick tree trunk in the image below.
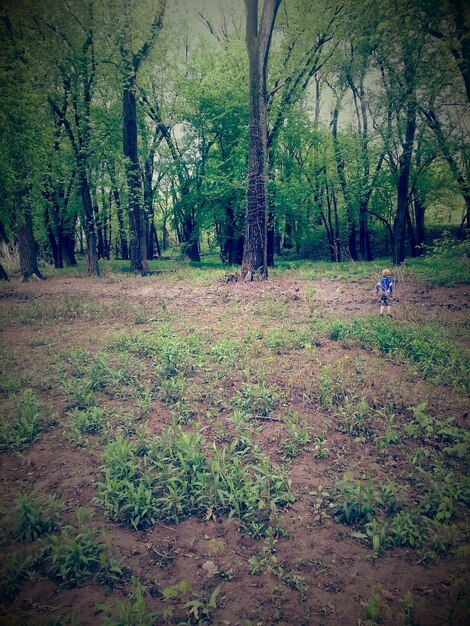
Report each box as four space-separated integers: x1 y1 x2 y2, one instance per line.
393 127 416 265
393 56 416 265
359 201 372 261
332 104 357 260
61 231 77 266
0 261 8 281
123 86 148 272
182 210 200 262
241 0 281 280
17 199 44 281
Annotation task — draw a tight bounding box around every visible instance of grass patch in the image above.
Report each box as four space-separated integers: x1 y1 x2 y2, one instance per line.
95 425 294 537
329 316 470 392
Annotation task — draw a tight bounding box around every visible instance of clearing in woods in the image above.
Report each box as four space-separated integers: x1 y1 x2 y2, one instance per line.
0 259 469 625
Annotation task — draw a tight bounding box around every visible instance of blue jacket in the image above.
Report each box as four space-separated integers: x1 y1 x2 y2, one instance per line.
376 276 393 294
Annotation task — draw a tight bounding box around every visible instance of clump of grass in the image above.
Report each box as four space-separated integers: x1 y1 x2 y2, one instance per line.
95 426 295 537
7 492 62 542
66 406 108 447
280 413 311 460
44 509 122 587
99 577 161 626
0 552 34 601
232 383 281 417
329 316 470 392
0 389 50 450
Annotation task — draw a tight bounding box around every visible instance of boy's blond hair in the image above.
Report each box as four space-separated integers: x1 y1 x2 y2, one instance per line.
382 268 391 276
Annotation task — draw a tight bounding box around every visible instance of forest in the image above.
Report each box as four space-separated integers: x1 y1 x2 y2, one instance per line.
0 1 469 625
0 0 468 279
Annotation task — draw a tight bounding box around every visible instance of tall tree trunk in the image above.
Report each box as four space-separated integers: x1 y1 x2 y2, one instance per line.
241 0 281 280
413 191 426 256
332 102 357 259
393 64 416 265
357 74 373 261
111 178 129 260
17 195 44 281
62 231 77 266
121 1 165 272
0 261 8 281
77 165 99 275
123 86 147 272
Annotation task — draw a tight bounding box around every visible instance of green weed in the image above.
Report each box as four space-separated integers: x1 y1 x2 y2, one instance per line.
0 552 34 601
45 510 122 586
8 492 61 542
232 383 281 417
329 316 470 392
99 577 160 626
66 406 107 447
181 585 221 625
0 389 49 450
280 414 311 460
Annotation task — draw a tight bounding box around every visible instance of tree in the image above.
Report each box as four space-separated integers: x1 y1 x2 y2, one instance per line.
0 10 45 281
46 0 101 275
241 0 281 280
120 0 166 272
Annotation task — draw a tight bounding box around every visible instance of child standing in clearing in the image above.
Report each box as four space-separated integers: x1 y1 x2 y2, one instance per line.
376 269 393 315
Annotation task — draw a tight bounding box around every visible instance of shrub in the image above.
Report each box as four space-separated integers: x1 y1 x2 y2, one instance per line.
9 492 61 542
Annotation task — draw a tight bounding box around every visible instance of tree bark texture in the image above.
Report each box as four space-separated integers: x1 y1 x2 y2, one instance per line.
17 195 43 281
123 86 148 272
332 103 357 260
0 261 8 281
241 0 281 280
121 1 166 273
393 55 416 265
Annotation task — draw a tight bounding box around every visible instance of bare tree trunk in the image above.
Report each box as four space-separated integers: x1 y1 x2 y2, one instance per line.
110 173 129 260
17 196 44 281
0 261 8 281
78 166 99 275
241 0 281 280
332 102 357 259
123 85 148 272
121 1 166 273
393 98 416 263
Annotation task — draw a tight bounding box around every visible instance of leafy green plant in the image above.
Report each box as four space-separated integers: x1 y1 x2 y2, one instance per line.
280 415 311 460
360 584 393 625
210 339 240 366
0 389 46 450
45 510 122 586
9 492 61 542
99 577 160 626
0 552 34 600
66 406 107 447
232 383 280 417
181 586 221 625
313 436 329 459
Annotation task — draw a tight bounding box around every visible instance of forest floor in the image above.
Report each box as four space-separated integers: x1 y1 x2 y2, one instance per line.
0 258 469 626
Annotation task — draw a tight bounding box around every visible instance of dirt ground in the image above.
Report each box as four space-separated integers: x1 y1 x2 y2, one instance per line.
0 270 469 626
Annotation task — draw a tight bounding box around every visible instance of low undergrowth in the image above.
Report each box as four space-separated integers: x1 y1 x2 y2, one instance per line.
329 316 470 392
95 425 294 537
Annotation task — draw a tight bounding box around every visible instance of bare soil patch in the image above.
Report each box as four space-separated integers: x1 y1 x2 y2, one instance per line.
0 271 469 625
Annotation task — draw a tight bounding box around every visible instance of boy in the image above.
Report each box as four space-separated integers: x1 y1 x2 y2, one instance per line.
376 269 393 315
